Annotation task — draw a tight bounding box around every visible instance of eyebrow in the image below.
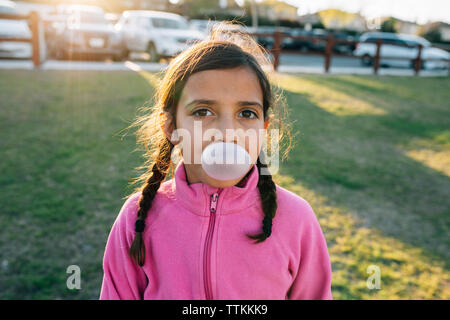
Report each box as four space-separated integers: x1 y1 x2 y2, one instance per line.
185 99 263 112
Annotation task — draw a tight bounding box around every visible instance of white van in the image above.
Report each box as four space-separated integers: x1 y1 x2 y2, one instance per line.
115 10 205 62
353 32 449 69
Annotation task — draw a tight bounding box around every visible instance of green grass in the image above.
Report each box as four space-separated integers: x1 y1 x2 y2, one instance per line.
0 70 448 299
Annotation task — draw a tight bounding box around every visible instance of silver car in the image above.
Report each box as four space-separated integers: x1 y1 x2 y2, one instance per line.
354 32 450 69
0 0 32 59
47 5 126 61
116 10 205 62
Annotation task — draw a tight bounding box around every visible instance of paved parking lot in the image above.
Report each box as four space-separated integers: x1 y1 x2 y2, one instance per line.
0 53 448 76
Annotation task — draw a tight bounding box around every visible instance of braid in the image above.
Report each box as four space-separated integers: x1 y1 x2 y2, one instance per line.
129 140 174 266
247 156 277 243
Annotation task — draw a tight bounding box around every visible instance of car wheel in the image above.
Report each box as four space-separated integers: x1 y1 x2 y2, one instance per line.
121 49 130 61
361 54 373 66
111 54 121 62
112 50 128 62
147 43 160 63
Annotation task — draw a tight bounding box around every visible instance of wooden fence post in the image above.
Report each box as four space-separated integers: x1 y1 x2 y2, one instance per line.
324 35 334 73
414 44 423 76
271 30 282 71
373 39 381 75
30 11 41 68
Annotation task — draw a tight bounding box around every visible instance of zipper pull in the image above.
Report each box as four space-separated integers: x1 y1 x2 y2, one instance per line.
210 192 219 213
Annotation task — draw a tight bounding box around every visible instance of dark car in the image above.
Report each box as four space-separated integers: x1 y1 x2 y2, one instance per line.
253 26 292 50
287 28 328 52
331 32 357 54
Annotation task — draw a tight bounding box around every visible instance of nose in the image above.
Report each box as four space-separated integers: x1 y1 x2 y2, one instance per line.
214 114 238 144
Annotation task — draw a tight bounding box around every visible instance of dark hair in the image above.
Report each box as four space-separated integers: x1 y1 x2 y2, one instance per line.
126 21 293 266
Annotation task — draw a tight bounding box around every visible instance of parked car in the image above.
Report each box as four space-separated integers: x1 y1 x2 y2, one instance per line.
105 13 120 25
189 19 221 34
47 4 126 61
116 10 205 62
286 28 328 52
253 26 292 50
353 32 450 69
209 22 257 40
277 26 294 49
0 0 32 59
331 32 357 54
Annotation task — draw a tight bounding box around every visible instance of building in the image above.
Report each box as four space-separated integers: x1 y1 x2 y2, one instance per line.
436 22 450 41
421 22 450 42
124 0 171 11
297 13 321 26
316 9 366 32
255 0 299 21
376 16 420 35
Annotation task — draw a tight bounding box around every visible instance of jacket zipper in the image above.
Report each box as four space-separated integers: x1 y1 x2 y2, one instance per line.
203 188 221 300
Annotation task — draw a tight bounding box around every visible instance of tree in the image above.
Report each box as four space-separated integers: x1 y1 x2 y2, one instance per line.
421 26 442 43
312 21 325 29
381 18 397 33
179 0 222 18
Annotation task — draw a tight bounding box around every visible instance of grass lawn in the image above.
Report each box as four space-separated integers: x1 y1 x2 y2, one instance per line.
0 69 448 299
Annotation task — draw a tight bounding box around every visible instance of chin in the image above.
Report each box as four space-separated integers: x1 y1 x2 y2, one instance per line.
205 176 239 188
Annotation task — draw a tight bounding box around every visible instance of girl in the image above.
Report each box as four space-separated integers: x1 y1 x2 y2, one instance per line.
100 22 332 300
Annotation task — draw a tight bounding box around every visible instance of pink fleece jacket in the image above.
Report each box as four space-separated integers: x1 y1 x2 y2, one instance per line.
99 159 332 300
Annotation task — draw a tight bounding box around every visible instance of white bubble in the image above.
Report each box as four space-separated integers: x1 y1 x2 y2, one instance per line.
201 142 252 181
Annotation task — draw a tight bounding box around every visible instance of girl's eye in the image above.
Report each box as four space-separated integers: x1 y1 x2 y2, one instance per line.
239 109 258 119
192 108 258 119
192 109 213 117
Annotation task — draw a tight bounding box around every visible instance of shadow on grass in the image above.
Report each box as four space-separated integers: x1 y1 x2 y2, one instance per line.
273 73 449 261
270 74 450 298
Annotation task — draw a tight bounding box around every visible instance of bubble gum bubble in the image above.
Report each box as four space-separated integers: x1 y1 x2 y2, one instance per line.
201 142 252 181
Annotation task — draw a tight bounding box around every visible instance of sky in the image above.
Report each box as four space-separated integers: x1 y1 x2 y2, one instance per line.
279 0 450 24
169 0 449 24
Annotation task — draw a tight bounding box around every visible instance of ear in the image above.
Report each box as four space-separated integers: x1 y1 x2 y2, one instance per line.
160 111 179 145
264 119 269 130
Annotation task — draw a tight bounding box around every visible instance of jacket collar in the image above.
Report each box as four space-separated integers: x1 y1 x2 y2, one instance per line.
169 159 260 216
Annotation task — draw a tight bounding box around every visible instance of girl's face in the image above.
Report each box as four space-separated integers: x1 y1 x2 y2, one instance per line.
166 66 269 188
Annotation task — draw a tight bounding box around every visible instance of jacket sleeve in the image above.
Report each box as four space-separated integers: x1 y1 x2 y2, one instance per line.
287 200 333 300
99 193 148 300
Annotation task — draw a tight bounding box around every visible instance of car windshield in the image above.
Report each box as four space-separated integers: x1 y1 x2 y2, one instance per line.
0 4 16 14
403 37 431 47
150 17 188 29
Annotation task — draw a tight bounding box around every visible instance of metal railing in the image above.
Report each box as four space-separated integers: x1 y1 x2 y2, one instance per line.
0 11 42 68
248 30 450 75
